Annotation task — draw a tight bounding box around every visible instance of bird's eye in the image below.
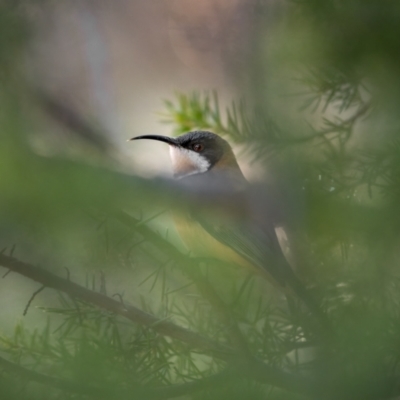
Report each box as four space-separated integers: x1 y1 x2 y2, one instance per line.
192 143 204 152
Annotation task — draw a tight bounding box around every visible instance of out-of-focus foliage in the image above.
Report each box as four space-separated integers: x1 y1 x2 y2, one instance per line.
2 1 400 400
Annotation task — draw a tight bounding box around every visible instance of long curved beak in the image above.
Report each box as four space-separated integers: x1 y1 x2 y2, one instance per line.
129 135 179 146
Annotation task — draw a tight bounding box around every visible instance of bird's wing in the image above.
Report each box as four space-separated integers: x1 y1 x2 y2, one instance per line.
196 216 290 287
177 172 291 285
176 174 327 323
197 215 330 326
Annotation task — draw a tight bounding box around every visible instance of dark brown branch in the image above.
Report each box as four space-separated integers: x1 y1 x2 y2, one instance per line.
0 254 229 358
110 211 325 396
0 254 321 396
35 89 113 154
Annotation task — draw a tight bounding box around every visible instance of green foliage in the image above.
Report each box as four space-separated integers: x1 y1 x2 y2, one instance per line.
1 0 400 399
162 92 283 162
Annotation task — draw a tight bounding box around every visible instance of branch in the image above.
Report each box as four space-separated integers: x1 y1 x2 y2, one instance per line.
35 89 114 154
110 211 327 396
0 254 229 357
0 254 322 396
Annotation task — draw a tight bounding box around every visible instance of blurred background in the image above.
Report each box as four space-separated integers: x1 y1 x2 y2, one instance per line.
2 1 400 399
27 0 262 174
0 0 262 333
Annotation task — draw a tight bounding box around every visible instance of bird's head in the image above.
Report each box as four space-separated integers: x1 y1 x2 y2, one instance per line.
130 131 242 178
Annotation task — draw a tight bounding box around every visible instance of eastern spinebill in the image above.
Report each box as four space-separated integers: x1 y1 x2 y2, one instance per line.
129 130 326 322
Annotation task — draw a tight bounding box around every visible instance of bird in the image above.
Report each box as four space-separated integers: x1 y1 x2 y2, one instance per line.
129 130 326 324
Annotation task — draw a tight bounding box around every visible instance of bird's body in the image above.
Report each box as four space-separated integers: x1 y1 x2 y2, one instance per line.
171 211 254 269
130 131 326 322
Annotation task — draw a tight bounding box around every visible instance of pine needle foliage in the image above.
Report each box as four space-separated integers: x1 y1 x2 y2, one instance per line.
2 1 400 400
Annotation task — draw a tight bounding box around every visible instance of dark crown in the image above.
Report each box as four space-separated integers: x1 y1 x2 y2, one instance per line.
176 131 230 167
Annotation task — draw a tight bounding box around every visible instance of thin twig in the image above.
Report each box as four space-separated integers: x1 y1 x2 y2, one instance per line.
2 269 11 278
23 285 46 316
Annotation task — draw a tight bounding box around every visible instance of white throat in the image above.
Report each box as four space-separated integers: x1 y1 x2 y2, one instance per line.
169 146 210 178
